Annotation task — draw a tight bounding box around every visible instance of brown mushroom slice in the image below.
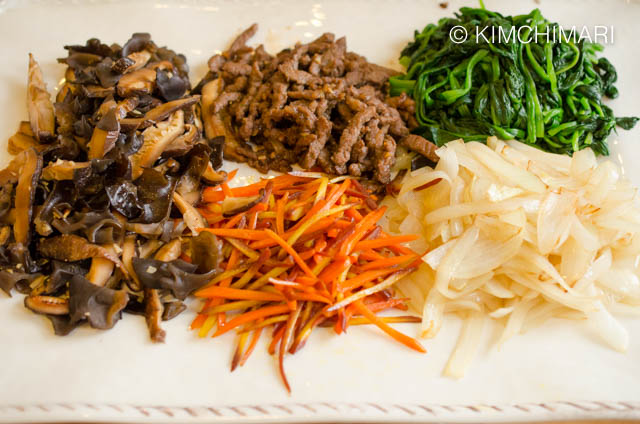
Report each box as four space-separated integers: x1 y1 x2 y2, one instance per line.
202 162 227 185
94 96 117 121
0 226 10 246
38 234 128 277
115 97 139 120
172 191 206 235
7 130 46 155
139 239 163 259
0 156 21 185
154 239 182 262
120 95 199 131
117 50 152 74
116 68 156 97
221 188 266 217
14 148 42 253
147 60 175 72
122 235 141 291
88 108 120 159
141 238 183 344
41 159 90 180
27 54 55 141
81 84 116 98
56 81 74 103
18 120 34 136
130 109 185 179
163 123 200 157
144 287 166 343
85 245 117 287
24 295 69 315
125 222 164 237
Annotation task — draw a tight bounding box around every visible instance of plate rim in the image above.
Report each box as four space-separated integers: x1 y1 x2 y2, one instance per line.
1 400 639 423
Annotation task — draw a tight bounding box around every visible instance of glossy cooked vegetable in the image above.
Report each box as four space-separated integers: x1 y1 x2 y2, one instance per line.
383 137 640 378
389 7 638 155
190 173 425 391
0 34 226 342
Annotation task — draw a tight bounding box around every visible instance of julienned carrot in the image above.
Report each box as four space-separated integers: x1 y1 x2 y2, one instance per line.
338 268 397 292
214 305 291 337
352 300 426 353
355 234 419 250
195 286 284 301
195 173 424 391
318 256 353 284
337 206 387 257
276 192 288 235
226 168 239 182
279 305 302 392
197 228 268 240
358 254 418 271
269 324 286 355
264 229 316 279
221 182 233 198
239 327 263 367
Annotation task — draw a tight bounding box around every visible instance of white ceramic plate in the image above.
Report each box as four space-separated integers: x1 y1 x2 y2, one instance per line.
1 0 639 422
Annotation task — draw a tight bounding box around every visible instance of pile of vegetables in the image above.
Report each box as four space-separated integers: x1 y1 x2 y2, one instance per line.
190 172 425 391
384 137 640 378
0 34 229 342
390 6 638 155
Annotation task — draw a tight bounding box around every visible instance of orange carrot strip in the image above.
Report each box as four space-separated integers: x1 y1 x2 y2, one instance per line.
279 305 302 393
364 298 409 313
298 249 316 261
352 300 426 353
202 189 225 203
276 191 288 235
239 326 263 367
290 292 332 304
197 228 268 240
337 206 387 257
345 207 363 221
359 254 417 271
214 305 291 337
249 216 345 249
269 278 304 288
224 212 246 229
248 211 259 230
221 182 233 198
354 234 419 251
338 268 397 292
226 168 238 182
268 324 286 355
264 229 316 279
190 313 207 330
358 250 387 262
195 286 284 301
318 256 352 284
287 179 350 235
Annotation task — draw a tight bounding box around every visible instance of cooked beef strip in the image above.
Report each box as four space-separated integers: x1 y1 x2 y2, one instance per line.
200 24 432 186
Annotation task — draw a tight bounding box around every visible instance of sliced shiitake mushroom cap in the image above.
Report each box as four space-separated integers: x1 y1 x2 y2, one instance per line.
27 54 55 141
130 109 185 179
221 187 267 217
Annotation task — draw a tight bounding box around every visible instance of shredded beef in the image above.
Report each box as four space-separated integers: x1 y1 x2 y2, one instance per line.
201 24 429 185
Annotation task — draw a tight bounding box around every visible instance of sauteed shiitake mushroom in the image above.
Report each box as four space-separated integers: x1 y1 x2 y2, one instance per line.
0 34 226 342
